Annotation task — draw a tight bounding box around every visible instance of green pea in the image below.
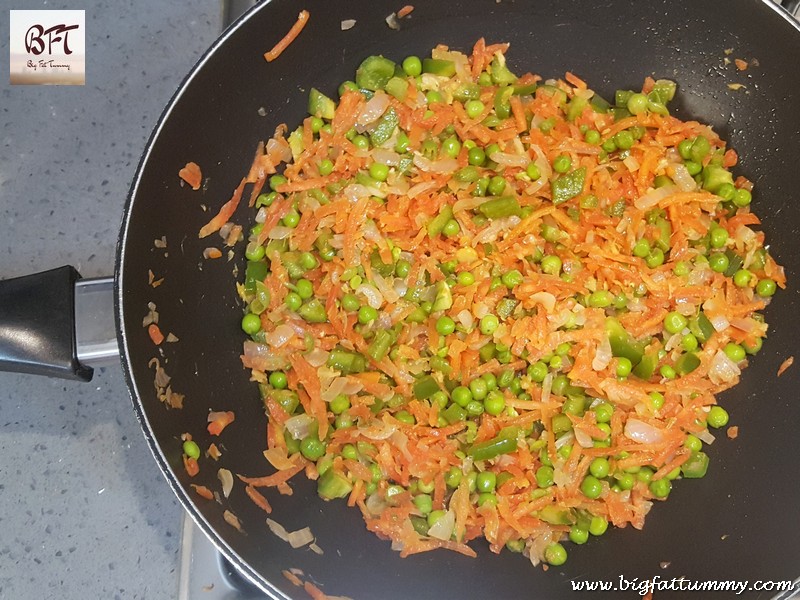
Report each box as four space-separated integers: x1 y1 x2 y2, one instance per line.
678 139 694 160
484 390 506 416
541 255 562 275
536 465 554 488
341 293 360 312
733 269 752 288
245 243 266 262
526 162 541 180
436 316 456 336
352 134 369 150
427 509 447 529
395 132 410 153
733 188 752 207
627 93 648 115
709 227 729 249
477 492 497 508
684 160 702 176
183 440 200 460
528 361 548 382
743 336 762 355
269 174 287 192
664 311 688 334
584 129 601 145
587 290 613 308
569 525 589 545
426 90 444 105
285 292 302 311
295 278 314 300
673 261 690 276
580 475 603 499
469 378 488 401
616 357 632 378
723 342 746 363
268 371 288 389
756 278 776 297
318 158 334 176
681 333 699 352
479 314 499 335
594 402 613 423
659 365 676 379
451 386 472 407
649 478 671 498
402 56 422 77
589 515 609 536
601 138 617 153
616 472 635 491
241 313 261 334
445 467 462 488
544 542 567 566
684 434 702 452
465 99 485 119
341 443 358 460
330 394 350 415
300 436 326 461
457 271 475 287
396 410 415 425
633 238 651 258
589 457 610 478
358 305 378 324
614 130 635 150
487 175 507 196
716 182 736 201
649 391 665 411
393 259 411 278
282 210 301 228
708 252 729 273
413 493 433 515
501 269 523 288
646 247 665 268
553 154 572 173
368 162 390 182
476 471 497 493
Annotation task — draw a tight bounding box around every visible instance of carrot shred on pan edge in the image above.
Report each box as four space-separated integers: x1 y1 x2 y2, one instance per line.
778 356 794 377
229 38 784 570
264 10 309 62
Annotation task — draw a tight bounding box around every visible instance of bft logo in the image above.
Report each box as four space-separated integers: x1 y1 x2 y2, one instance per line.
9 10 85 85
25 23 80 56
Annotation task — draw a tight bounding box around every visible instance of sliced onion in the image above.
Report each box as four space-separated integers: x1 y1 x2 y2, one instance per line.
390 430 413 462
305 347 330 368
697 428 716 445
255 206 268 223
372 273 400 304
365 492 387 516
343 183 373 202
592 335 613 371
284 413 315 440
709 314 730 333
456 309 474 330
452 195 487 213
263 447 297 470
555 430 575 450
372 149 401 166
529 291 556 313
412 153 459 174
634 184 679 211
356 283 384 309
624 418 665 444
265 323 295 348
358 420 398 440
286 527 315 549
218 468 234 498
427 510 455 541
241 341 286 371
530 144 552 181
541 373 553 405
356 91 389 130
670 163 697 192
266 137 292 164
407 180 439 199
488 150 529 168
708 350 741 385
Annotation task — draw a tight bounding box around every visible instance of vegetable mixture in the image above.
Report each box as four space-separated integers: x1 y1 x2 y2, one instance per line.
235 40 784 566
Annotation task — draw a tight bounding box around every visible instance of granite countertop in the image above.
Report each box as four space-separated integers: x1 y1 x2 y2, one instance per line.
1 2 221 597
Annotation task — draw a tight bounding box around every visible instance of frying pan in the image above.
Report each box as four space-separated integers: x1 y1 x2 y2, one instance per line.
2 0 800 598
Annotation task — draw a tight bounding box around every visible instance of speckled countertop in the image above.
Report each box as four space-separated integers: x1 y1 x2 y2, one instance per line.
0 2 221 597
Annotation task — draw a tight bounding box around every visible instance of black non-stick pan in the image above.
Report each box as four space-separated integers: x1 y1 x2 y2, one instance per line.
3 0 800 598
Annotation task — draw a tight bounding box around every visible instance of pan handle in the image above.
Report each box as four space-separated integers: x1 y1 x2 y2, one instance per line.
0 266 117 382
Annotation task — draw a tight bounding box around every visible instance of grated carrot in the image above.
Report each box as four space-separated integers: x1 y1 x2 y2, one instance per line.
264 10 309 62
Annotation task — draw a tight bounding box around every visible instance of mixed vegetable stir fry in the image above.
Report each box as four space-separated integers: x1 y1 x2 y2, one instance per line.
235 40 783 566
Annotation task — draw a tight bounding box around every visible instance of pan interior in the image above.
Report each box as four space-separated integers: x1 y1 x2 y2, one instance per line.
117 1 800 598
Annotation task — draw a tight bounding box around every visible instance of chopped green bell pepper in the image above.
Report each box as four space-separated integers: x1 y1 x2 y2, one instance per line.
551 167 587 205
